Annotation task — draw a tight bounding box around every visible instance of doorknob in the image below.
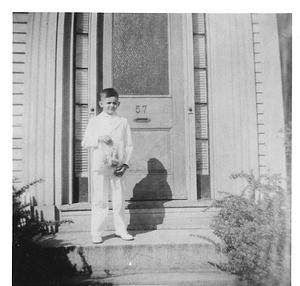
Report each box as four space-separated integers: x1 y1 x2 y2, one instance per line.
90 107 95 112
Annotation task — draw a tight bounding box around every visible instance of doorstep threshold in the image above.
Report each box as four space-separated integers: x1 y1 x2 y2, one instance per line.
59 199 213 212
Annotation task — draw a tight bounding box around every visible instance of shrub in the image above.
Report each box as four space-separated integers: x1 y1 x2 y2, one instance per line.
210 172 290 286
13 179 75 285
13 178 73 246
13 178 44 248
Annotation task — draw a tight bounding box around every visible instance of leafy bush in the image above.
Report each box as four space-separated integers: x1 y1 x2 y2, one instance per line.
13 179 75 285
210 172 290 286
13 178 44 247
13 178 72 246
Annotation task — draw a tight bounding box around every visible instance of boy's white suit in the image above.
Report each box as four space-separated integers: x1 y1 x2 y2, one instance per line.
82 111 133 239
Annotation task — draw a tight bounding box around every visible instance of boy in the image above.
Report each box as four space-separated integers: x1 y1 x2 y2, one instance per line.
82 88 134 244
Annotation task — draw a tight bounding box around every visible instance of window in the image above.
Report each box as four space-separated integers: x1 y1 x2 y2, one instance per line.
112 13 169 95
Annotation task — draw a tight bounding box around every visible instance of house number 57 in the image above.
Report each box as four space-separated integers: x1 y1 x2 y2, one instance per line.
136 105 147 113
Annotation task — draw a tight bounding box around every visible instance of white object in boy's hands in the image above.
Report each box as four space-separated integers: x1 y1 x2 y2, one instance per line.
98 142 119 174
111 148 119 167
103 146 119 167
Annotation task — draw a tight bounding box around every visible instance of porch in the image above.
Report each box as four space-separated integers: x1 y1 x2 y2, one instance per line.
30 200 250 285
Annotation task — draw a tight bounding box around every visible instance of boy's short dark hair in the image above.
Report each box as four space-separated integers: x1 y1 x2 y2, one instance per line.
99 88 119 101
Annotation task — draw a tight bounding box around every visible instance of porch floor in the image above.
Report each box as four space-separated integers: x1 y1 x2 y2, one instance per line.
35 228 219 248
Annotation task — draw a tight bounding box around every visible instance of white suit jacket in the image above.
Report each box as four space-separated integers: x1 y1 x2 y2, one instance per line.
82 112 133 172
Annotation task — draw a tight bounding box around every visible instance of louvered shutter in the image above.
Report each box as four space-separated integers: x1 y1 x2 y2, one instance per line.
74 13 89 178
193 14 210 197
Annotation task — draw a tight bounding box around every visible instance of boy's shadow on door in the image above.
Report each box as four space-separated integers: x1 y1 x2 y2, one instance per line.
127 158 172 232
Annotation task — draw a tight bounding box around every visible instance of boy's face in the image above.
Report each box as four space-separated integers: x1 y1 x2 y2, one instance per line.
99 96 120 115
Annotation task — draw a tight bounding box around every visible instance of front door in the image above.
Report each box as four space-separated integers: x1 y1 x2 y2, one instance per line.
74 13 195 203
101 13 190 201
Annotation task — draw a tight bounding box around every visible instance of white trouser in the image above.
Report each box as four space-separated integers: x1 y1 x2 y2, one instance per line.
91 172 127 239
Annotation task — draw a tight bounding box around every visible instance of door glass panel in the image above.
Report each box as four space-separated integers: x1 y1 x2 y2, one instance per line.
112 13 169 95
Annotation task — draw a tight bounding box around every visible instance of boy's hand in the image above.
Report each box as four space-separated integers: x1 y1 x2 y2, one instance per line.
98 135 113 145
114 165 129 177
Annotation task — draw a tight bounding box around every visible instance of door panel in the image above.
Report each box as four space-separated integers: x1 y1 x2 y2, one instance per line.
118 98 173 128
124 130 174 201
118 97 173 200
102 13 188 201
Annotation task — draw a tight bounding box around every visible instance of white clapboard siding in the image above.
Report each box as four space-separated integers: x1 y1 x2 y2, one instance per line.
13 42 27 53
13 32 27 43
13 72 25 83
12 12 28 183
13 105 24 116
13 62 25 72
251 13 267 175
13 138 23 149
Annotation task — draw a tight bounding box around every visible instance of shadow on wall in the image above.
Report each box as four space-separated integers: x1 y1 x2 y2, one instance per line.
127 158 172 231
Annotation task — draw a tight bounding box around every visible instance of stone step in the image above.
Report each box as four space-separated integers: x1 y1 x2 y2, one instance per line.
36 229 224 273
35 229 245 285
62 270 246 285
59 204 218 232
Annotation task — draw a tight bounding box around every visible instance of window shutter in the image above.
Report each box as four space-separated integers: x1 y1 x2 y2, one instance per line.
75 105 88 174
194 69 207 103
75 70 88 104
193 35 206 69
193 13 210 195
192 13 205 34
74 13 89 177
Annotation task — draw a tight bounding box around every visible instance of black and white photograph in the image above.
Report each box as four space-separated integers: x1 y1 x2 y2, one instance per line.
8 4 294 285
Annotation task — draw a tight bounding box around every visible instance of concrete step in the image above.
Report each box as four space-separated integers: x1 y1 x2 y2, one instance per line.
36 229 223 272
35 229 245 285
59 203 218 232
62 270 246 285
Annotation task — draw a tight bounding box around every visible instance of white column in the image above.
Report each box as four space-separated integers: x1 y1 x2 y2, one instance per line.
23 13 58 219
207 14 259 198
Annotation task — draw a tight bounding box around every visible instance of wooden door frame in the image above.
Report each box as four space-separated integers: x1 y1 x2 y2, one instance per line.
56 13 197 207
182 14 197 201
87 13 100 202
